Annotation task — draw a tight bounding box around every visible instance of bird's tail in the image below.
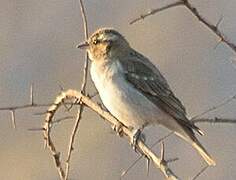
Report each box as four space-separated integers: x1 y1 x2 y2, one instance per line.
175 126 216 166
191 136 216 166
159 116 216 165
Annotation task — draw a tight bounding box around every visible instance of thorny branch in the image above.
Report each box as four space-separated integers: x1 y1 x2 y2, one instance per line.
1 87 235 128
130 0 236 54
43 89 179 180
0 1 236 179
0 85 76 128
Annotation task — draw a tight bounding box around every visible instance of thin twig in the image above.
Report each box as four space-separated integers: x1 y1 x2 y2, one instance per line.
193 117 236 124
130 1 184 25
191 165 209 180
64 0 89 179
79 0 89 94
191 94 236 120
64 105 83 180
130 0 236 53
0 103 53 111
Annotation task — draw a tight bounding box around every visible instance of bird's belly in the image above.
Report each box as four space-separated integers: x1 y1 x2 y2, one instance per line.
100 78 148 129
91 64 170 129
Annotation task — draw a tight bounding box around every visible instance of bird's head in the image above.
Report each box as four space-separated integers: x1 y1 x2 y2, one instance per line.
77 28 130 62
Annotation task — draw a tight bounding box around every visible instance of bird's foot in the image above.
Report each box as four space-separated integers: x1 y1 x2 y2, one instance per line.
130 129 145 152
112 121 123 137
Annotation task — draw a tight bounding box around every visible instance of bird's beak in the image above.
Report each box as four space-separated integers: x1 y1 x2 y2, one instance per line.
76 41 89 49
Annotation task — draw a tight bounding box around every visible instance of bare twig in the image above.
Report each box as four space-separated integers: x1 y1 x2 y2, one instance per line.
193 117 236 124
191 94 236 120
191 165 209 180
64 105 83 180
0 103 53 111
64 0 89 179
130 1 184 25
43 89 179 180
130 0 236 53
79 0 89 94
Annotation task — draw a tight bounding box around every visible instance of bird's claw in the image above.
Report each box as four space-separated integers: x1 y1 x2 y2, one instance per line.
112 122 123 137
131 129 142 152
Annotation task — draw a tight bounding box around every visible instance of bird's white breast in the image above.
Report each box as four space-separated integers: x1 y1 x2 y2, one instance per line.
90 60 169 129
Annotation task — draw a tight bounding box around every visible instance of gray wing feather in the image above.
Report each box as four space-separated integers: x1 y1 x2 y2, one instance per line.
120 50 203 135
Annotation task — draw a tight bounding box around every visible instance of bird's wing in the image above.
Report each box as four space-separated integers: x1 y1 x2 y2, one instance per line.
119 50 203 135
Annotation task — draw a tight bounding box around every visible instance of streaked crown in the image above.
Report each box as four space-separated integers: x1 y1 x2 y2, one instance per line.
87 28 131 61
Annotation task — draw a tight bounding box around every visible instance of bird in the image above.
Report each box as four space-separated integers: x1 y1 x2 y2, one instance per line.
77 27 216 166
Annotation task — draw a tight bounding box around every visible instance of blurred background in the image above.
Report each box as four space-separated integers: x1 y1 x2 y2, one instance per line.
0 0 236 179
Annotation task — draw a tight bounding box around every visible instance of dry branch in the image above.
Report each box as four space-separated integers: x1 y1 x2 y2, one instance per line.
0 1 236 179
43 89 179 180
64 0 89 179
130 0 236 54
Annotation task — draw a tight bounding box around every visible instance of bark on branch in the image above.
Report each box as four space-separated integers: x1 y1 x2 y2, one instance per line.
43 89 179 180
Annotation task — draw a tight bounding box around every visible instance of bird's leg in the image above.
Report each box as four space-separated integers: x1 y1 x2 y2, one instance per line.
130 128 145 152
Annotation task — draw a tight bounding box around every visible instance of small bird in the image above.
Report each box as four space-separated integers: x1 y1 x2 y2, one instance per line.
77 28 216 166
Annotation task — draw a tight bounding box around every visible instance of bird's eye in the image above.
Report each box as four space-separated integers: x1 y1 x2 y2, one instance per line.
93 39 100 45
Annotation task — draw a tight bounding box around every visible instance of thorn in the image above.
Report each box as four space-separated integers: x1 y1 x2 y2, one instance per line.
216 15 223 28
214 38 223 50
145 155 150 176
53 116 75 124
10 110 16 129
34 111 47 116
28 127 45 131
166 157 179 163
140 14 145 20
30 83 34 105
160 141 165 162
120 171 126 179
44 141 47 149
61 100 71 112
